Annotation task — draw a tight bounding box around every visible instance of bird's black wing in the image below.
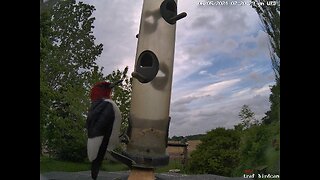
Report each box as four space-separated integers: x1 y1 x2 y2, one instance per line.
86 100 115 138
86 100 115 180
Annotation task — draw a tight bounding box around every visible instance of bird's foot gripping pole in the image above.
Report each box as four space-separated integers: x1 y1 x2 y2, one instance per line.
109 150 136 168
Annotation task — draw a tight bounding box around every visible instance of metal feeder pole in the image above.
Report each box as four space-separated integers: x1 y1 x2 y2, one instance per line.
124 0 186 179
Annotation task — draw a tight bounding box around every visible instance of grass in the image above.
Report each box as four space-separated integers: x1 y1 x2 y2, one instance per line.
40 156 129 173
40 156 186 174
40 156 91 173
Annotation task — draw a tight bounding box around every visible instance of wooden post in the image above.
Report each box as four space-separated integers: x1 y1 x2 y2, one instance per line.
128 168 155 180
167 141 188 166
182 145 188 165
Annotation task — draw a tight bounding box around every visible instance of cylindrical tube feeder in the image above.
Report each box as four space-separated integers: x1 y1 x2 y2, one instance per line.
126 0 186 168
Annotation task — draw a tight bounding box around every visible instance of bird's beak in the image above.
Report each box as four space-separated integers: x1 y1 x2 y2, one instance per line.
109 80 123 89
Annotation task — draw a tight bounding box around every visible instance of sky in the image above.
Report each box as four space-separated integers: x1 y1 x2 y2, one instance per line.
78 0 275 137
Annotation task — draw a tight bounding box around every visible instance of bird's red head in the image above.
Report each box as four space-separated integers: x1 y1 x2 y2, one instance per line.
90 82 112 102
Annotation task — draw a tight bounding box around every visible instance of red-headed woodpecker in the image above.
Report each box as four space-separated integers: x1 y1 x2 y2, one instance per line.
86 80 122 180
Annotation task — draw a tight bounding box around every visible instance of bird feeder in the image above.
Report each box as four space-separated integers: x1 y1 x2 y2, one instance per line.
125 0 186 168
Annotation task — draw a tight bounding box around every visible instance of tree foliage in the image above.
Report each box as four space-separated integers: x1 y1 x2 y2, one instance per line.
40 0 104 161
233 106 280 176
251 0 280 126
186 108 279 177
234 121 280 176
238 105 258 129
252 0 280 82
187 128 240 176
170 134 205 141
252 0 280 123
40 0 133 162
261 83 280 124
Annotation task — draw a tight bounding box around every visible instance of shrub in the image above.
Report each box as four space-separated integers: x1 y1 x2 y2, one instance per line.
186 128 240 176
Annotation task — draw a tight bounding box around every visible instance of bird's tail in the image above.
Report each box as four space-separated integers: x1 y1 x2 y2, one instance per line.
91 158 102 180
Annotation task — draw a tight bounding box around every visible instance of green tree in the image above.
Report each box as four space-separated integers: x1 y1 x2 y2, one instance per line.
252 0 280 82
170 136 184 141
261 83 280 124
233 122 280 176
238 105 258 129
187 128 240 176
40 0 104 161
40 9 52 155
251 0 280 125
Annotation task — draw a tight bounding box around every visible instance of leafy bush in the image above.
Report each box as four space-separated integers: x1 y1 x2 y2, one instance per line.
55 134 87 162
46 115 88 162
233 121 280 176
186 128 240 176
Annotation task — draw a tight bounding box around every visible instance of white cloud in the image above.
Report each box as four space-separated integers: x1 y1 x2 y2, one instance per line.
169 86 272 136
194 78 241 96
171 78 241 107
79 0 143 75
173 48 213 83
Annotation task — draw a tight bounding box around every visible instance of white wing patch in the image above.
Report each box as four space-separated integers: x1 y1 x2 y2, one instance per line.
87 99 122 162
104 99 122 152
87 136 103 162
